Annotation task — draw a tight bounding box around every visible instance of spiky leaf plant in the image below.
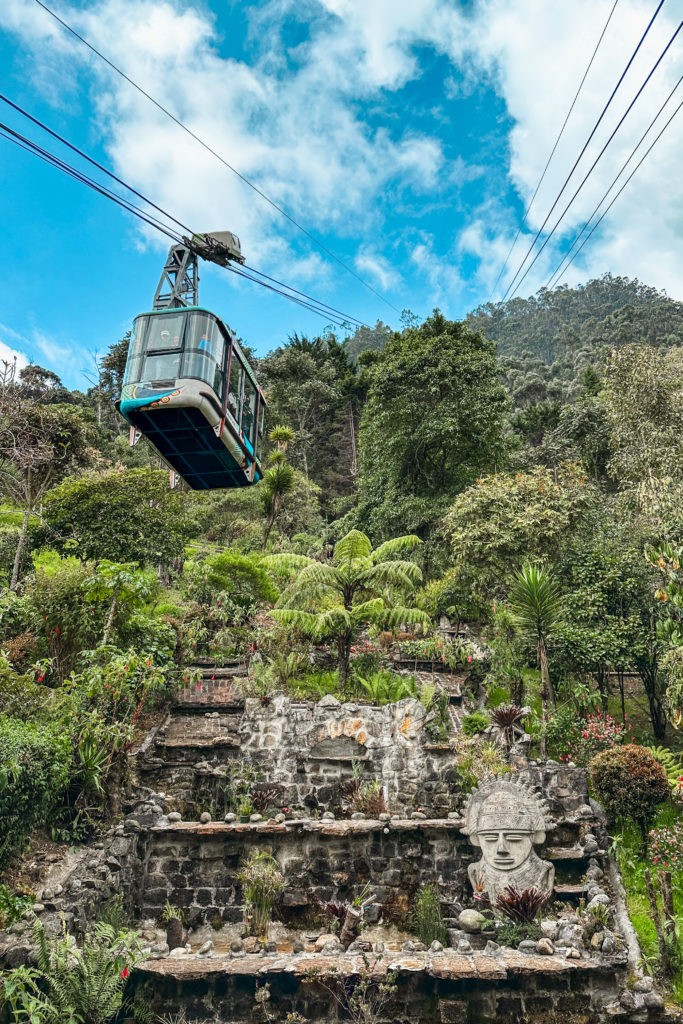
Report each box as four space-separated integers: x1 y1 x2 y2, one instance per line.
414 884 447 946
264 529 429 689
494 886 550 925
237 850 285 937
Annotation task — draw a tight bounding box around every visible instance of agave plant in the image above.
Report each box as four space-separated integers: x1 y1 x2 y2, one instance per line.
494 886 550 924
264 530 429 689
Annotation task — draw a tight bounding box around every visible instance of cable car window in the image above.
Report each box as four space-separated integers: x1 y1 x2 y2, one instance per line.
124 317 147 384
183 314 225 394
228 356 244 425
255 401 265 461
146 314 183 352
242 375 257 444
143 350 181 382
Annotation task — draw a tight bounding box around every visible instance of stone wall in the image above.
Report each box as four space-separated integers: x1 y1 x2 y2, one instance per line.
138 695 461 818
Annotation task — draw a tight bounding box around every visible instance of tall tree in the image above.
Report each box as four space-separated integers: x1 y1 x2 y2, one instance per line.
354 311 509 542
0 401 95 588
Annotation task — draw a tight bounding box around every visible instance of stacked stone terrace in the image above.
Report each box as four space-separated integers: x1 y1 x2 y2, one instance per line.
0 667 672 1022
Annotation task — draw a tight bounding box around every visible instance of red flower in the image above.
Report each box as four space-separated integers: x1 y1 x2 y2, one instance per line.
467 655 473 663
121 966 129 979
54 627 61 635
37 674 44 683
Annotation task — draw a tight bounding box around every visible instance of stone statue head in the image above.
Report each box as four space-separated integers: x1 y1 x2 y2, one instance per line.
461 778 555 902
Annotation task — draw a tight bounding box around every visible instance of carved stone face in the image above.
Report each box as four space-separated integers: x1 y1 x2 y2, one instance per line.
477 829 534 872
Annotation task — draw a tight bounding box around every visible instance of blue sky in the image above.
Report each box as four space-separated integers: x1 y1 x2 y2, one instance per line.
1 0 683 388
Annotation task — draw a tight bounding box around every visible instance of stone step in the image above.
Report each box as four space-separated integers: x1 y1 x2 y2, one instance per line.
174 675 244 711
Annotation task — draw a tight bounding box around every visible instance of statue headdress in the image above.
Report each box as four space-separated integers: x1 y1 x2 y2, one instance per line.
461 777 554 839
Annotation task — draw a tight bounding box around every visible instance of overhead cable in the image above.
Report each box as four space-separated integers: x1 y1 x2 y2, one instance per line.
546 72 683 288
33 0 402 315
0 105 368 328
506 16 683 299
542 95 683 288
499 0 668 302
488 0 620 302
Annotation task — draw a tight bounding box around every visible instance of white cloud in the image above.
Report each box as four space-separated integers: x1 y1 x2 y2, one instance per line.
355 248 400 290
3 0 683 317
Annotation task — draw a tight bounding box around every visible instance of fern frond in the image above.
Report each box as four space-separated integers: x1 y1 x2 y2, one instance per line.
372 535 422 563
383 606 430 630
333 530 372 567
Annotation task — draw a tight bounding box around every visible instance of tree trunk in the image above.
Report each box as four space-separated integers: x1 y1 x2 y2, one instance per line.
10 508 30 591
337 632 352 692
103 595 117 646
339 906 362 950
538 637 555 706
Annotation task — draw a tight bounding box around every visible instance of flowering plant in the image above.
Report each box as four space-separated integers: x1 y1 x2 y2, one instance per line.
559 711 628 767
648 821 683 869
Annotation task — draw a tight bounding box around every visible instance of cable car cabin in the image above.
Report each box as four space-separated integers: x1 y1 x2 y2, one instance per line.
119 308 265 489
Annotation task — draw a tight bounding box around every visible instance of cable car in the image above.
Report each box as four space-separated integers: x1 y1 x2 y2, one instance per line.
118 236 266 489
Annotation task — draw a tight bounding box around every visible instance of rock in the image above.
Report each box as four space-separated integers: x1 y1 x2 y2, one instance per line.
197 940 213 955
322 811 335 820
151 942 169 955
402 940 417 952
347 940 373 953
230 940 245 953
586 894 610 913
318 694 340 707
292 940 305 953
619 990 637 1011
556 921 584 948
411 811 427 820
224 812 237 822
633 976 654 993
244 936 261 954
274 813 286 824
315 934 338 952
457 939 473 953
351 812 366 820
566 947 582 960
458 909 486 934
429 940 444 953
31 903 45 914
643 990 664 1009
518 940 538 953
484 940 499 954
590 932 605 950
249 813 263 823
321 939 342 955
169 947 187 958
379 813 391 822
374 941 385 953
263 940 277 955
536 938 554 955
601 934 615 955
199 812 212 824
168 811 182 823
540 920 558 940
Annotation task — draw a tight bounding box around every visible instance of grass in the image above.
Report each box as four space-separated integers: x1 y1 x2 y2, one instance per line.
613 806 683 993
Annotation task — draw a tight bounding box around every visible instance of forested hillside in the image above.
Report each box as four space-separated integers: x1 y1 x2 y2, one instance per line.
4 274 683 1003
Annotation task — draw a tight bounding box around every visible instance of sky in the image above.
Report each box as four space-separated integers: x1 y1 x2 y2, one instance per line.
1 0 683 388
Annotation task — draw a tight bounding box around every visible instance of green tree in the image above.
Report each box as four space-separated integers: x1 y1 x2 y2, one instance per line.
39 469 191 566
355 311 509 542
509 563 563 753
260 426 296 549
0 401 95 589
86 560 156 645
444 465 596 601
266 529 429 688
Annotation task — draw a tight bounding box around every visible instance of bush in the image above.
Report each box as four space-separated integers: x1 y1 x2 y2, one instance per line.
461 710 490 736
414 884 447 946
0 715 71 867
590 744 670 837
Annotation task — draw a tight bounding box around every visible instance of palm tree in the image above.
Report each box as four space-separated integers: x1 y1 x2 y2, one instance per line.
265 529 429 689
260 425 296 549
509 563 563 757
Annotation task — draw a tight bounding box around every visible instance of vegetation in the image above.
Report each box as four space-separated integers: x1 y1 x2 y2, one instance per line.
414 884 447 946
4 273 683 1002
237 850 285 937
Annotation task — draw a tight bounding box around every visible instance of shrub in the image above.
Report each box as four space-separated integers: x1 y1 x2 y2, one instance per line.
562 711 627 767
0 919 143 1023
237 850 284 936
648 821 683 869
0 715 71 868
414 884 447 946
455 736 508 793
0 885 33 929
590 744 670 837
460 710 490 737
